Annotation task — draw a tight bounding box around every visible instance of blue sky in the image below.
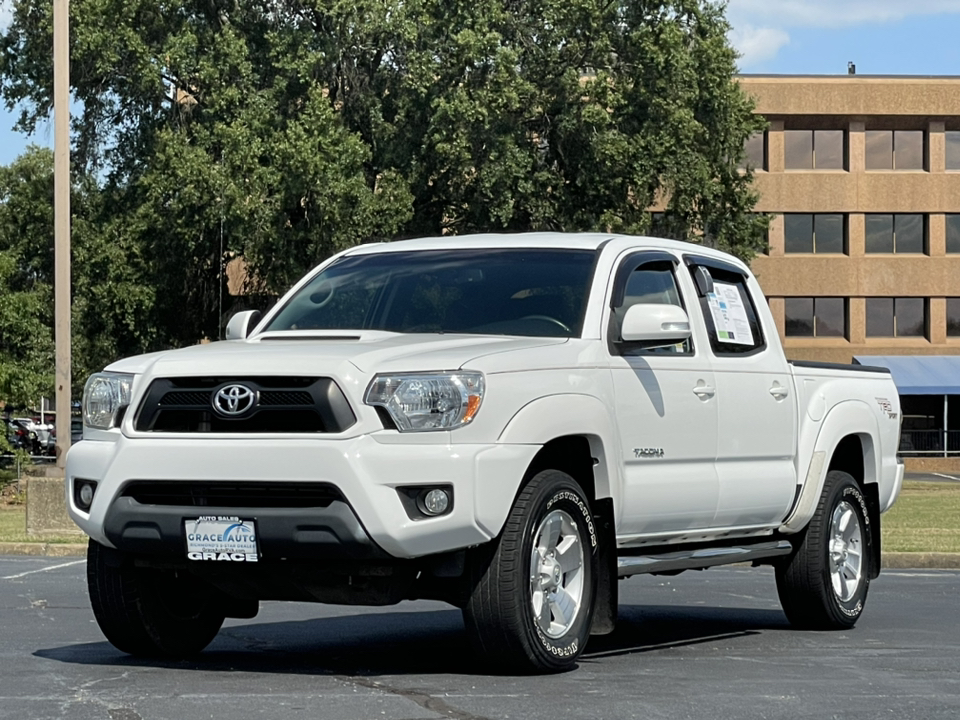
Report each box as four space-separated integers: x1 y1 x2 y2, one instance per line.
727 0 960 74
2 0 960 166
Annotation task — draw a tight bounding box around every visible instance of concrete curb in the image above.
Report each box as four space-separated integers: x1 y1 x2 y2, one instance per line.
0 543 959 568
0 542 86 557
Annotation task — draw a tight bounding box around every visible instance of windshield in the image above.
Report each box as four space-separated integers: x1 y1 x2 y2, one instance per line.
264 248 597 338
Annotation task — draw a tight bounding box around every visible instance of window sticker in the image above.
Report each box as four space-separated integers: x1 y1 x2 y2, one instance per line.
706 281 755 346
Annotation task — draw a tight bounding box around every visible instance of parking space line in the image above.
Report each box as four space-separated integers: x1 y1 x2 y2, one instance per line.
1 559 84 580
932 472 960 481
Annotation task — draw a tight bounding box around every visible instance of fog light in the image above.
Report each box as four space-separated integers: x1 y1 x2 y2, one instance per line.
74 480 98 511
420 489 450 516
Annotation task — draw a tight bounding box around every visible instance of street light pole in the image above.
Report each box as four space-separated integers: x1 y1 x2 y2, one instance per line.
53 0 71 468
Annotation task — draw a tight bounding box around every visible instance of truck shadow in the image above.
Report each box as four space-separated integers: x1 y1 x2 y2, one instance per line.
34 604 789 677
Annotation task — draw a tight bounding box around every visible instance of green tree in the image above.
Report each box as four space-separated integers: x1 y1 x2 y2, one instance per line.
0 148 56 406
0 147 154 401
1 0 766 362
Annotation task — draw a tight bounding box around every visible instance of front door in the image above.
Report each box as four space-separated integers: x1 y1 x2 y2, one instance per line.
607 253 719 536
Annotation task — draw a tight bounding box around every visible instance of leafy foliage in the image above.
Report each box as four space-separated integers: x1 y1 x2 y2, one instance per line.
0 148 56 405
0 0 768 387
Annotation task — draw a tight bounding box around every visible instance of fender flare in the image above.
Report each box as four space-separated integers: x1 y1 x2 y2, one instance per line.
780 399 881 534
496 393 620 504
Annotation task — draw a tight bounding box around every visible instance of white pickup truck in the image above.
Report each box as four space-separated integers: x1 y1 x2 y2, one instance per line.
67 232 904 673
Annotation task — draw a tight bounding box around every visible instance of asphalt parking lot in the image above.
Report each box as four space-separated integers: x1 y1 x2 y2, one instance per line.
1 557 958 720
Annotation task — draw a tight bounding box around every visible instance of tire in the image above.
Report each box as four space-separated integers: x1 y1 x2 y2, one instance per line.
776 470 871 630
87 539 226 657
462 470 598 673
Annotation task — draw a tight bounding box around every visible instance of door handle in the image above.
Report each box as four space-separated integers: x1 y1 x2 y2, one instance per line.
693 384 716 399
769 385 789 400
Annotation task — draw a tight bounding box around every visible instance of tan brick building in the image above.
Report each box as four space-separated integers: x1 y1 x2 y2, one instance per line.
739 75 960 467
741 74 960 366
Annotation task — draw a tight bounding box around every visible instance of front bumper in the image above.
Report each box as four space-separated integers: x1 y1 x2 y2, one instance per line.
66 433 539 559
103 495 388 560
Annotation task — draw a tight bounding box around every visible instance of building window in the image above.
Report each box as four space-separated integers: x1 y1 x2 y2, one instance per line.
784 214 845 254
865 130 925 170
740 132 766 171
785 298 847 337
866 298 926 338
948 299 960 337
865 214 926 254
947 132 960 171
947 215 960 254
784 130 844 170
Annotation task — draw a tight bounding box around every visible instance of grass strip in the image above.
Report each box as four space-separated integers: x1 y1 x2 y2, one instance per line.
881 481 960 553
0 506 83 545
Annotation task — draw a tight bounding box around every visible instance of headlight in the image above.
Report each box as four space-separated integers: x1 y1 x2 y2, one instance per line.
83 372 135 430
365 372 484 432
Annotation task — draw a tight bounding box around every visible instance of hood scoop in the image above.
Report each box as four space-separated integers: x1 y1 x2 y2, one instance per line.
258 334 361 342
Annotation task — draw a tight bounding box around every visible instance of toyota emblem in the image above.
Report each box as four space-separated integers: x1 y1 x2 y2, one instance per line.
213 384 257 416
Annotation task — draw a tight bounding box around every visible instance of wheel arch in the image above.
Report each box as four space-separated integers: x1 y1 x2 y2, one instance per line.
497 393 620 504
781 400 881 534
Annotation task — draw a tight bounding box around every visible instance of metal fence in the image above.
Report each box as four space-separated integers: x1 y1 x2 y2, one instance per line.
899 430 960 457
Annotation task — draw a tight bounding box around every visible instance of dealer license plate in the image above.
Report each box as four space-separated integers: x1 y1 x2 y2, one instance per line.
185 516 259 562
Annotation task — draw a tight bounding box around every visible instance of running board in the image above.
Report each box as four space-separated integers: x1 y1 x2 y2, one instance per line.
617 540 793 578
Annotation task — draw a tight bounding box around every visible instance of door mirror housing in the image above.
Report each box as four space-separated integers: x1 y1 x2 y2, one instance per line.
619 304 692 348
225 310 262 340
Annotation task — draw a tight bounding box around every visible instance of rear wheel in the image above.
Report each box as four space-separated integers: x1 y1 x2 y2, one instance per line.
87 539 225 657
463 470 598 673
776 471 871 629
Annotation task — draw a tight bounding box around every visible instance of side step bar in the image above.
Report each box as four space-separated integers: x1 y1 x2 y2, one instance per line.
617 539 793 578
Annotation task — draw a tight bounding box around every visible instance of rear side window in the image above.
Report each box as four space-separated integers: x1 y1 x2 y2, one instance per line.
688 264 765 356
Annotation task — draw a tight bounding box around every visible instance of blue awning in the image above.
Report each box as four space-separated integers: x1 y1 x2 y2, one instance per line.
854 355 960 395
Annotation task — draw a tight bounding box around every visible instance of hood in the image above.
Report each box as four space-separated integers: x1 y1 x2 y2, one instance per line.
105 332 567 379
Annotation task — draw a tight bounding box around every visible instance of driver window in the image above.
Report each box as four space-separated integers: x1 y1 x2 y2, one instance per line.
615 261 692 355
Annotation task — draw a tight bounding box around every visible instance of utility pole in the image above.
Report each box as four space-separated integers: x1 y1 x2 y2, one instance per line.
53 0 71 468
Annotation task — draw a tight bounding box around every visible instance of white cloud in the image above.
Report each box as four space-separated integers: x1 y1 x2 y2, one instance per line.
729 24 790 68
725 0 960 68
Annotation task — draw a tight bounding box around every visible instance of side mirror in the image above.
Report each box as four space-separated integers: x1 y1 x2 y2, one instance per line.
225 310 262 340
619 304 691 348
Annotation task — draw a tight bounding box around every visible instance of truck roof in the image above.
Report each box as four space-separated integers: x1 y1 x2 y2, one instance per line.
343 232 750 272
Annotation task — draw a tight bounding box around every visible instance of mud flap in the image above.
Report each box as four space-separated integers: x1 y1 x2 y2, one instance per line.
590 497 618 635
863 483 882 580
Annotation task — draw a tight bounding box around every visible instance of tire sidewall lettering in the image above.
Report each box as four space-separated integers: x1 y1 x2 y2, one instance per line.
546 489 598 550
833 484 869 617
533 485 596 657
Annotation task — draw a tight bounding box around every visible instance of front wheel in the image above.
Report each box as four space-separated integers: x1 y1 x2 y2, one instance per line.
87 540 226 657
776 470 871 629
462 470 598 673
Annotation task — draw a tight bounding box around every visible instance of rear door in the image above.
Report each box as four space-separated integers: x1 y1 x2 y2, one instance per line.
684 257 798 528
606 251 719 535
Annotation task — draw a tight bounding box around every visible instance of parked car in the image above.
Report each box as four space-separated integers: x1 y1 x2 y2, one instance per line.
2 419 19 451
44 419 86 455
7 419 41 455
16 418 54 455
67 232 904 673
